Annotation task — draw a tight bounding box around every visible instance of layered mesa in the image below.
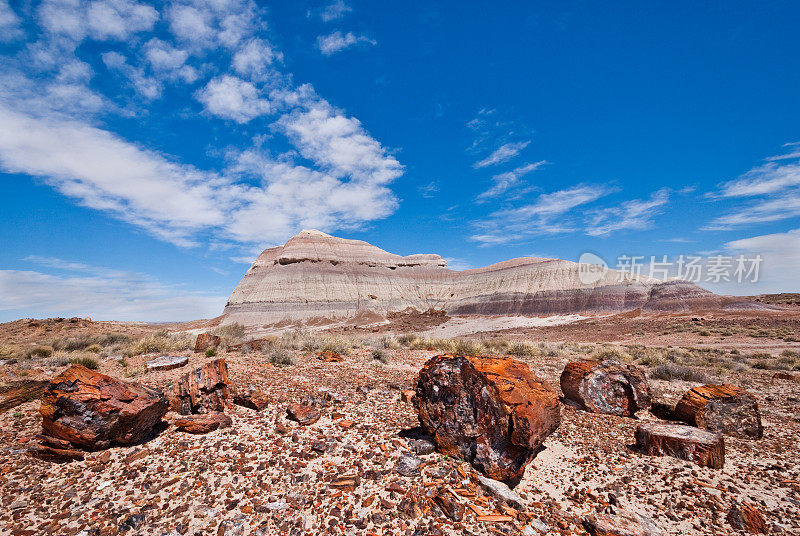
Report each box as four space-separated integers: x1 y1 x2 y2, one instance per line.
223 230 724 326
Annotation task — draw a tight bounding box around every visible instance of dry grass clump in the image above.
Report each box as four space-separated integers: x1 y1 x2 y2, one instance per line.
650 363 709 383
746 350 800 371
24 345 54 359
372 349 390 364
50 333 131 353
210 323 246 348
67 355 99 370
123 330 193 357
269 350 294 366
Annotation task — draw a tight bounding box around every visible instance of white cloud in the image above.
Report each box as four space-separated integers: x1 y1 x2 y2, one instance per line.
320 0 351 22
471 184 614 245
587 188 670 236
476 160 545 201
38 0 157 42
0 260 226 322
473 140 530 169
102 51 162 99
317 31 376 55
166 0 258 51
196 74 271 123
443 257 472 271
276 102 403 184
0 0 24 42
144 38 188 70
417 181 439 198
232 38 281 81
706 146 800 230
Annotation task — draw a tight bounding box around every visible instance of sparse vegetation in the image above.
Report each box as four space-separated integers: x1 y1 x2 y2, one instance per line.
269 350 294 366
650 363 709 383
372 349 389 364
210 323 246 349
25 345 53 359
205 348 217 357
68 355 99 370
123 330 193 357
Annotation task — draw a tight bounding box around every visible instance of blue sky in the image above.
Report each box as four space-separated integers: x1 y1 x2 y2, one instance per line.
1 0 799 321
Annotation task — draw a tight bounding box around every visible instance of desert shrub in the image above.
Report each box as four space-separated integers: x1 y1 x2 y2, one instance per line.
593 346 629 362
397 334 417 347
68 355 99 370
650 364 709 383
0 344 21 360
320 337 350 355
124 331 193 356
508 341 537 357
372 349 389 364
378 335 401 350
25 345 53 359
454 339 483 356
269 350 294 366
205 348 217 357
85 344 102 353
210 323 246 344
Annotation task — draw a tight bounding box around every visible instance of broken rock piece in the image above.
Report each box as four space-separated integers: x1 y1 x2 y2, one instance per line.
173 412 232 434
194 333 220 353
584 509 664 536
560 359 651 417
635 422 724 469
146 355 188 372
727 503 767 534
415 354 560 486
286 402 321 425
673 384 763 439
169 359 232 415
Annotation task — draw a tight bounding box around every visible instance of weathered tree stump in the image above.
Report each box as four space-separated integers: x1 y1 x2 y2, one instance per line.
0 380 49 412
169 359 232 415
39 365 168 450
194 333 221 353
560 359 651 416
635 422 724 468
673 384 763 439
415 354 561 486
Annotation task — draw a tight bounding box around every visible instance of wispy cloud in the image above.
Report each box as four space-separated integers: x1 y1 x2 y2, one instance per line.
417 181 439 198
587 188 671 236
721 227 800 294
473 140 530 169
317 31 376 55
320 0 352 22
0 257 226 322
706 145 800 230
476 160 546 201
471 184 614 245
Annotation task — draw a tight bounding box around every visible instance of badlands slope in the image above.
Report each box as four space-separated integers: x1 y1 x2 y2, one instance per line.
223 230 723 327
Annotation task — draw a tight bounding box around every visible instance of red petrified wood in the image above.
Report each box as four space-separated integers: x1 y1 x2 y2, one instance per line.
169 359 232 415
560 359 651 417
38 365 168 450
173 412 232 434
673 384 763 439
415 354 561 486
194 333 221 353
635 422 724 469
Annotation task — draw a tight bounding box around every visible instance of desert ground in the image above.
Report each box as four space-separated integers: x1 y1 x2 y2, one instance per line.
1 305 799 536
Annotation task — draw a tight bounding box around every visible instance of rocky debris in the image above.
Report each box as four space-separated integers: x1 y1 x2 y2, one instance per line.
584 509 664 536
145 355 188 372
194 333 220 353
329 474 360 491
727 503 767 534
169 359 232 415
39 365 168 450
432 487 464 521
635 422 725 469
407 438 435 455
286 402 320 425
172 412 232 434
396 455 423 476
317 350 342 362
773 371 798 382
673 384 763 439
0 380 48 412
416 354 560 486
232 389 269 411
400 389 416 403
223 229 723 326
560 359 651 417
27 435 85 462
477 475 525 509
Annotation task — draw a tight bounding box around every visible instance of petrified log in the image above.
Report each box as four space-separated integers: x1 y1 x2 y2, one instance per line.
560 359 651 416
317 350 342 362
146 355 188 372
194 333 221 353
173 412 232 434
635 422 724 468
40 365 168 450
584 509 664 536
673 384 763 439
233 389 269 411
415 354 561 486
169 359 232 415
0 380 49 412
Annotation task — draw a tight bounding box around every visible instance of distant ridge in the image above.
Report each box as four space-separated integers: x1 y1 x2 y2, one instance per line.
223 230 725 327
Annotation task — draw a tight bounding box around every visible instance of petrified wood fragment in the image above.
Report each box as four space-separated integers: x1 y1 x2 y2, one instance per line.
0 380 48 412
673 384 763 439
173 412 231 434
194 333 221 353
635 422 724 468
169 359 232 415
560 359 651 416
286 402 321 425
146 355 188 372
727 503 767 534
584 509 664 536
39 365 168 450
415 354 560 486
